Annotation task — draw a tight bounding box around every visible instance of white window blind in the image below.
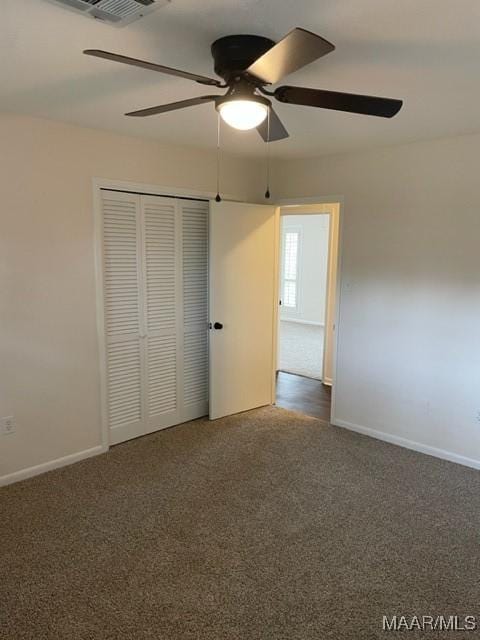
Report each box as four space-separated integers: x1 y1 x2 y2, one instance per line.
282 229 300 309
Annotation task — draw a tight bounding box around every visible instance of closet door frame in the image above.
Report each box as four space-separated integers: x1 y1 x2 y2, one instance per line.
93 178 226 449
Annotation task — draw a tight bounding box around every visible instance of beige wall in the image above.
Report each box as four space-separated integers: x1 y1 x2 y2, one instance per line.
274 134 480 467
0 113 264 481
3 112 480 481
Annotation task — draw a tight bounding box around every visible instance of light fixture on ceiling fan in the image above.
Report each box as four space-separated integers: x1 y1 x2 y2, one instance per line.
216 96 269 130
83 27 403 142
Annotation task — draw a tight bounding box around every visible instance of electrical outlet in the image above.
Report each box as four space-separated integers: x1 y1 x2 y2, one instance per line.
1 416 16 435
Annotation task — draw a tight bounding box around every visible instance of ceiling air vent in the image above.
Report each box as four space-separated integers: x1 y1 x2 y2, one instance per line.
48 0 170 27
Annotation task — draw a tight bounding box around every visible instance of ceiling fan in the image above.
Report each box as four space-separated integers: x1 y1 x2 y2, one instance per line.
84 28 403 142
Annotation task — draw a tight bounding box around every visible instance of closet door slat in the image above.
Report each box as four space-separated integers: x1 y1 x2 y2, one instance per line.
103 195 140 338
142 196 180 429
182 200 209 418
102 191 144 444
144 201 177 334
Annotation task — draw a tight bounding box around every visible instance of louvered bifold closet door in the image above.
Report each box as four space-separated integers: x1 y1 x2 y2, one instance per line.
141 195 182 432
181 200 209 420
101 190 144 445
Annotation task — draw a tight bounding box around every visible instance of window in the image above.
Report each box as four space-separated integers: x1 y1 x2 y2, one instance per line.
282 228 300 310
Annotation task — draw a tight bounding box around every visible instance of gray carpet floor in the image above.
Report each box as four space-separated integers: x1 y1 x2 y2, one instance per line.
2 406 480 639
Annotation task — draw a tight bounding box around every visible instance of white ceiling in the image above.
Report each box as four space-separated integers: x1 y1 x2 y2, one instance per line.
2 0 480 158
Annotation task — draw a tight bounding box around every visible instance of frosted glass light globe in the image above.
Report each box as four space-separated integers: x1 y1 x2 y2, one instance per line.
218 99 268 130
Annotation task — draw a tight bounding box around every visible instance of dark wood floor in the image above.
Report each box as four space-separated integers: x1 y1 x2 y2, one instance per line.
275 371 331 422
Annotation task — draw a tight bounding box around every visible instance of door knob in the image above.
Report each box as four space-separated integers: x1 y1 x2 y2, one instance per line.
213 322 223 330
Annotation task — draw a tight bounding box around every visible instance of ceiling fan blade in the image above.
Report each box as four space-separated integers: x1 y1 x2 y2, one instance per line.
257 107 289 142
247 28 334 85
83 50 222 87
275 86 403 118
126 96 218 117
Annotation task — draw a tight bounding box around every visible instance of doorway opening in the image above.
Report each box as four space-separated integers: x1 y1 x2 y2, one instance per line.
275 202 340 423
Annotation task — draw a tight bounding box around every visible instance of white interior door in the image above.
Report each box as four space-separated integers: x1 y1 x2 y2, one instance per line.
209 200 276 419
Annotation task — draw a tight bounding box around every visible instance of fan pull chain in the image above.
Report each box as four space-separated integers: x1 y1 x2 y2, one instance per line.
215 112 222 202
265 107 271 199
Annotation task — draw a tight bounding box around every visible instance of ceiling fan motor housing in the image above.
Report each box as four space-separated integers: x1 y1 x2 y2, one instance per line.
211 35 275 83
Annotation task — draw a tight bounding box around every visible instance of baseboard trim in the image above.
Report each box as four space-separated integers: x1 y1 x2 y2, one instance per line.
332 418 480 471
0 444 108 487
280 318 324 327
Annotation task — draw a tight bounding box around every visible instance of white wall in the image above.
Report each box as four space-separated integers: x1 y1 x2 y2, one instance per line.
0 113 264 483
274 134 480 468
280 214 329 324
